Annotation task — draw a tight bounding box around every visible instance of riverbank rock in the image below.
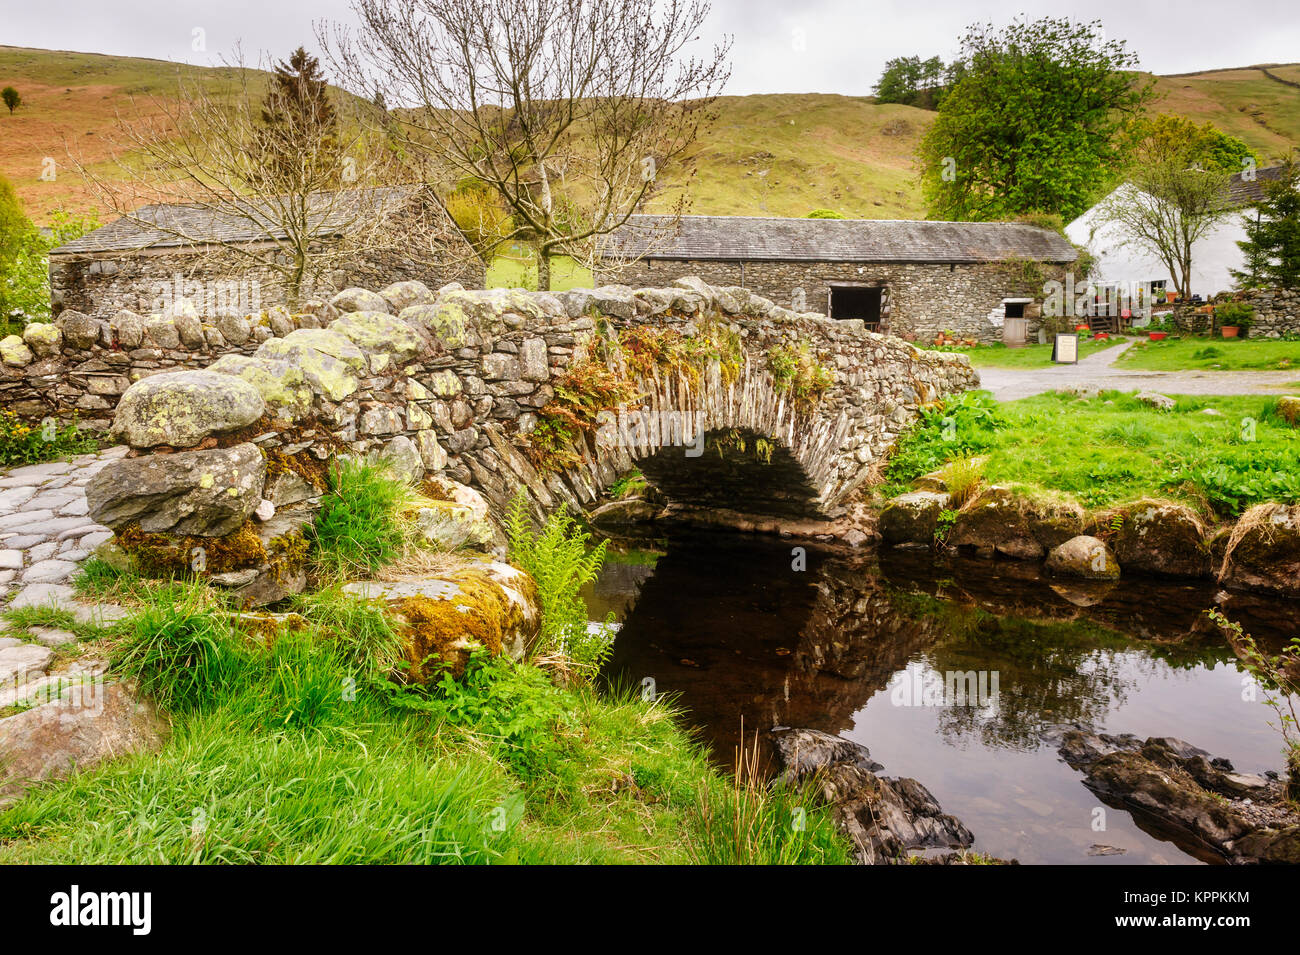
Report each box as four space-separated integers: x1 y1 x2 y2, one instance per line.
1104 499 1211 578
342 561 541 679
111 370 266 449
1218 503 1300 597
948 486 1083 559
86 442 266 536
879 491 950 547
771 727 979 864
588 497 662 529
0 681 168 809
1056 728 1300 864
1046 535 1121 580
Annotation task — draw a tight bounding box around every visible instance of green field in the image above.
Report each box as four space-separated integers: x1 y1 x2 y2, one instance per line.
923 337 1126 369
1115 336 1300 371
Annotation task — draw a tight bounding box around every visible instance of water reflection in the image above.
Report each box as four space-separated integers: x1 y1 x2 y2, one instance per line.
598 532 1294 864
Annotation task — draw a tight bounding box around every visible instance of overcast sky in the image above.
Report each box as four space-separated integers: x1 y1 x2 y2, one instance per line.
5 0 1300 95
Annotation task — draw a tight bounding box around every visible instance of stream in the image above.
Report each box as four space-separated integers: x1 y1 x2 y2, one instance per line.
586 531 1297 865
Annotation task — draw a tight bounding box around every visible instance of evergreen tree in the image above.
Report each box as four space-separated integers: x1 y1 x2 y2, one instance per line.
1234 158 1300 289
259 47 340 183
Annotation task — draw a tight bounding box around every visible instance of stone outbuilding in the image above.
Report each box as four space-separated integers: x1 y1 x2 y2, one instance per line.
597 214 1078 342
48 184 486 319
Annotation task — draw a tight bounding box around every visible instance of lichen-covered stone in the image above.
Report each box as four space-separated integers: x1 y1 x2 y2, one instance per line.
55 309 102 349
21 322 62 358
329 310 426 359
0 335 33 366
255 335 361 401
416 476 495 550
216 314 251 346
342 561 541 678
110 310 145 348
1046 535 1120 579
86 442 266 536
331 287 389 314
144 316 181 349
379 280 436 313
112 370 266 448
380 435 424 482
208 354 314 421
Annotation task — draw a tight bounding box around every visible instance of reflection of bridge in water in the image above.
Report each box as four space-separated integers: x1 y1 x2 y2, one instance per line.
603 536 1266 769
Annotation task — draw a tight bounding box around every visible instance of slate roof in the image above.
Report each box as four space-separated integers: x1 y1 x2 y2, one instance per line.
51 185 431 255
604 215 1078 264
1224 164 1288 208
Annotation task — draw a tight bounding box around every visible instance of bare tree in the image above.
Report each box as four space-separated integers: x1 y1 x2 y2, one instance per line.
73 51 468 306
321 0 731 290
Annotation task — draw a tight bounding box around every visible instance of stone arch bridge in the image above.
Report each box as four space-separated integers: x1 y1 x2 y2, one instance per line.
81 277 977 581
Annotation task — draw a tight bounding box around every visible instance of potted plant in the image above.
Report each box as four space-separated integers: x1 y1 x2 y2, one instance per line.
1165 290 1177 304
1218 302 1255 339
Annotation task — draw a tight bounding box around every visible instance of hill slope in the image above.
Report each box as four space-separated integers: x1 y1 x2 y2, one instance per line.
2 46 1298 227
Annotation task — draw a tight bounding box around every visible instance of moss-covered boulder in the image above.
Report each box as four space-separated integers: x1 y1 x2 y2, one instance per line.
112 370 265 449
0 335 33 366
948 485 1084 559
1218 503 1300 596
342 562 542 679
1104 499 1211 578
879 491 950 546
86 442 266 536
1046 535 1121 580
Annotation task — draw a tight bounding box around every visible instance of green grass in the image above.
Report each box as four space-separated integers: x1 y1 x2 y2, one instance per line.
0 579 850 864
925 337 1126 369
883 389 1300 516
310 459 414 579
1115 336 1300 372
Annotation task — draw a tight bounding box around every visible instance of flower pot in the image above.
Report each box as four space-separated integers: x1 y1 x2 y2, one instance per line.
1166 292 1177 303
1148 332 1167 341
1221 326 1239 338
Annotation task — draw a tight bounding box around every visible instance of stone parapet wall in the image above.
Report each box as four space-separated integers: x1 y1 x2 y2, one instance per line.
598 258 1065 344
0 299 344 428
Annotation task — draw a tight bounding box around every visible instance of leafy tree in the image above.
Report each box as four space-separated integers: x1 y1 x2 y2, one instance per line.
1099 116 1251 299
1 87 20 114
0 175 29 320
0 200 99 324
918 17 1153 222
1234 157 1300 289
872 56 952 110
806 208 844 219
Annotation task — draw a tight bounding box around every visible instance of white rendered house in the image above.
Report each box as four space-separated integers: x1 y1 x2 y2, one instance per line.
1066 166 1285 299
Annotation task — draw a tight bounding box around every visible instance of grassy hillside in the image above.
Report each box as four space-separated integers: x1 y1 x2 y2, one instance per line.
2 45 1298 228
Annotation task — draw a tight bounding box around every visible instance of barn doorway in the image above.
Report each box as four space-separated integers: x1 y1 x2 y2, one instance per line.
828 285 883 328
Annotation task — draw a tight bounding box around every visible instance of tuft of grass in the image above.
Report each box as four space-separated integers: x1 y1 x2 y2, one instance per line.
940 455 984 508
310 459 414 580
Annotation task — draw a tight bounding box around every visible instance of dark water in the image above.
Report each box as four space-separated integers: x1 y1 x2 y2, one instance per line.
590 532 1297 865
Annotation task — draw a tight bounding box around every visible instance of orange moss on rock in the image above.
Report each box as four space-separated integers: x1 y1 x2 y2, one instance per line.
391 571 524 681
117 521 267 576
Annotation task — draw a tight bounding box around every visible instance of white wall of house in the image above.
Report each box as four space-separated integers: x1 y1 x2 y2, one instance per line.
1067 185 1254 298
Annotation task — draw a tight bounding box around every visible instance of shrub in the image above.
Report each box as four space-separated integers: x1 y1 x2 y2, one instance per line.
504 493 613 675
765 342 835 407
806 208 845 219
883 391 1006 494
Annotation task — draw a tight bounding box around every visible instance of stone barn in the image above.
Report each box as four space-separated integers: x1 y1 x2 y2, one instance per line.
597 215 1078 342
48 184 486 319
